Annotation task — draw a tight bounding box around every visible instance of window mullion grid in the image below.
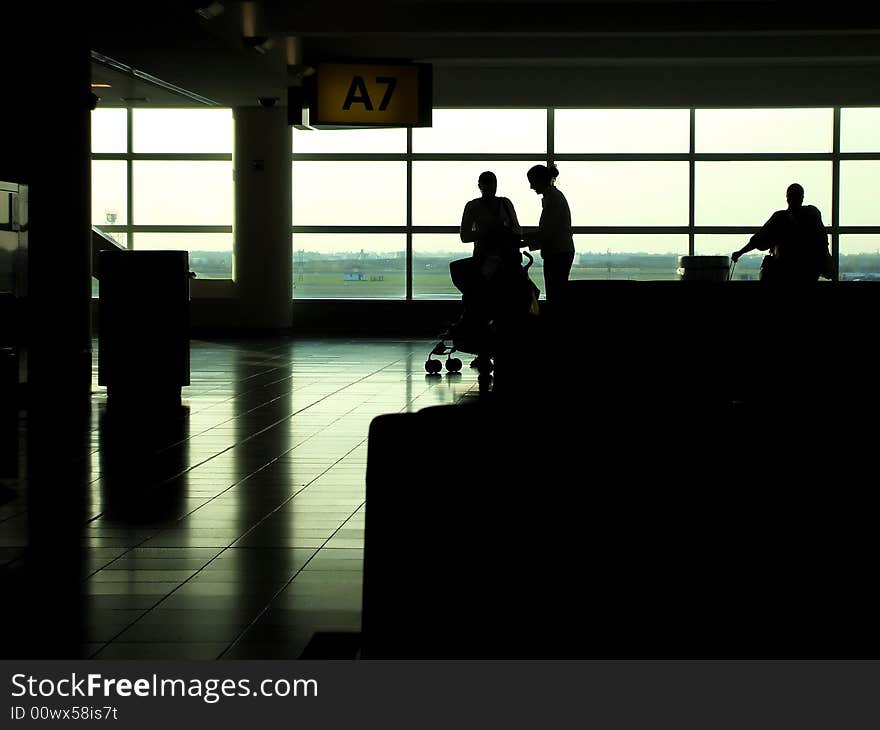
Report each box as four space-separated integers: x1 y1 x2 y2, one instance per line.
126 107 134 249
406 127 413 301
290 142 299 294
689 108 696 256
283 108 879 294
832 107 841 281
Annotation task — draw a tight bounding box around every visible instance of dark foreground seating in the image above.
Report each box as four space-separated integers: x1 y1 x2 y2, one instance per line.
363 281 879 658
364 399 875 658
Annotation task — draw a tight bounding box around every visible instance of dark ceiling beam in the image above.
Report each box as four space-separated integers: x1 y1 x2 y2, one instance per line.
263 2 880 34
298 31 880 63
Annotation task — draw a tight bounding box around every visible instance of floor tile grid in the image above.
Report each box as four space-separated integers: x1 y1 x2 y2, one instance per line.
84 453 349 652
215 499 368 659
6 339 481 659
89 435 366 655
3 347 460 555
0 344 300 540
223 365 478 656
87 356 416 657
1 343 353 573
97 365 459 657
81 363 401 578
79 353 402 532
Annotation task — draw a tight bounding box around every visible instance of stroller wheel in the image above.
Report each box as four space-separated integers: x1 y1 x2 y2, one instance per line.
425 359 442 374
446 358 462 373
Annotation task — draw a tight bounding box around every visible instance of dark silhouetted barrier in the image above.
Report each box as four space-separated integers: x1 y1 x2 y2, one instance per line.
499 280 878 408
363 281 879 658
364 400 875 658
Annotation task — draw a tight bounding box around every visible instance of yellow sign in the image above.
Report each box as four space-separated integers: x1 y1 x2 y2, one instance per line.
312 62 430 127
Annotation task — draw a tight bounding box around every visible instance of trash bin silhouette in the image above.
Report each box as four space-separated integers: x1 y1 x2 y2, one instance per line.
677 255 731 282
98 250 190 408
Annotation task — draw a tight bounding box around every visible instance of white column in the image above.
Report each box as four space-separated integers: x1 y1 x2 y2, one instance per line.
233 106 293 329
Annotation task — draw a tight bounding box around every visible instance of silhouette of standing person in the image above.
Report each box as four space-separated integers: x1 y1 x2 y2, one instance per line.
460 171 522 274
732 183 833 283
448 172 522 368
453 171 521 320
523 164 574 303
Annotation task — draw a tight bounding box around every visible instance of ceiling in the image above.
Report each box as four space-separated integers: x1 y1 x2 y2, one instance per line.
88 1 880 107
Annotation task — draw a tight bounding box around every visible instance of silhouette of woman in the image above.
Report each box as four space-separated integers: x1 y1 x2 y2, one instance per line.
459 171 522 275
523 164 574 303
451 171 523 369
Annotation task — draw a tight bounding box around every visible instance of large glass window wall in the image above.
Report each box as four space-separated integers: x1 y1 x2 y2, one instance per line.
293 106 880 296
90 108 234 294
92 106 880 299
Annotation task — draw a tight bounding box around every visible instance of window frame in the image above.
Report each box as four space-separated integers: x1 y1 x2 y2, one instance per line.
91 108 234 281
292 107 880 295
92 106 880 300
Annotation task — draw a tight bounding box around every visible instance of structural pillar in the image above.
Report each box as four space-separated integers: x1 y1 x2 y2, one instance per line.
24 10 93 402
233 106 293 329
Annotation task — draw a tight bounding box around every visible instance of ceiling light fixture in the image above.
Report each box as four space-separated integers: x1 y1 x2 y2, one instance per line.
286 36 314 79
241 1 258 37
195 1 224 20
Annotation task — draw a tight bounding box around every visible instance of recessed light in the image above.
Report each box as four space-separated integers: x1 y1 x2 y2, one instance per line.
91 83 112 88
196 1 224 20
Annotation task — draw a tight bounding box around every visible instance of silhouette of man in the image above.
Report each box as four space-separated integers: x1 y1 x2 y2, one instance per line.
732 183 832 282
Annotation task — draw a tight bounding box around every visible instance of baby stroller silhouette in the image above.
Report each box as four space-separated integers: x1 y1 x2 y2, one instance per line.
426 250 540 376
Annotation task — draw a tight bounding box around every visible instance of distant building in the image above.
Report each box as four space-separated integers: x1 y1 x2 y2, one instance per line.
343 272 366 282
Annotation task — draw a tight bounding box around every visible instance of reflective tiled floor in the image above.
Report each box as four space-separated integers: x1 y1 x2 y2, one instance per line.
0 338 478 659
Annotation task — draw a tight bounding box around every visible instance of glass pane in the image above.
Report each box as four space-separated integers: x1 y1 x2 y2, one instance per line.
695 109 832 152
841 108 880 152
133 161 232 225
91 108 127 153
135 232 232 279
292 127 406 153
555 109 690 153
412 161 541 227
695 235 762 280
292 234 405 298
696 162 831 226
839 235 880 281
574 235 689 281
292 162 406 225
412 109 546 153
413 235 550 298
561 162 689 226
92 160 127 225
840 161 880 225
133 109 233 153
413 234 475 299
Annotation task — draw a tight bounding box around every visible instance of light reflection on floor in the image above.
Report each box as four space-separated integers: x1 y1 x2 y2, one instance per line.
0 338 478 659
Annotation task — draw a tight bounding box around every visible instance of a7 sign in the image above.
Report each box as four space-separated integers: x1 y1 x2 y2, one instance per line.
309 62 432 127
